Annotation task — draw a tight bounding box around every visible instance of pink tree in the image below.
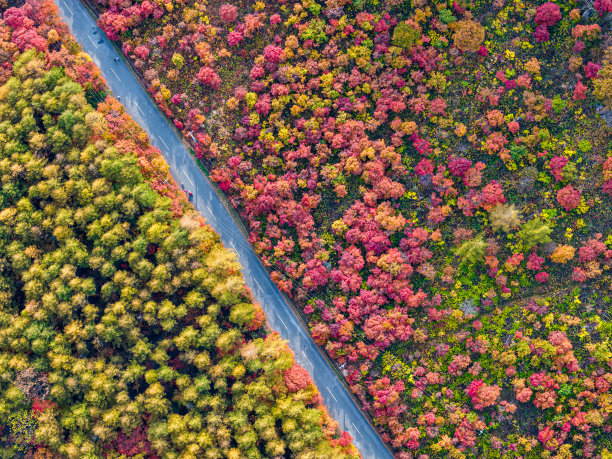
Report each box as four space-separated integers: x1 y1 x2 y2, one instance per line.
219 3 238 23
535 2 562 26
557 184 581 211
197 66 221 90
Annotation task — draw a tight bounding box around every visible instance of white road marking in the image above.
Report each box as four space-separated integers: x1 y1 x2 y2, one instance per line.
352 422 363 438
159 138 168 149
64 2 73 14
110 67 120 81
136 103 145 117
87 35 97 48
301 351 311 367
185 174 194 186
278 315 286 328
326 386 337 402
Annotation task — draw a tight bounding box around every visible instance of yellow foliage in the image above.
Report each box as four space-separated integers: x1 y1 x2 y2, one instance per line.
452 20 485 52
550 245 575 264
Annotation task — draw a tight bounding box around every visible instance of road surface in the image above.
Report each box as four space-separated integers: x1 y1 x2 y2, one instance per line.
54 0 394 457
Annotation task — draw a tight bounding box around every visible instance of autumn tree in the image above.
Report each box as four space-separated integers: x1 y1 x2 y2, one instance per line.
452 20 485 52
517 218 552 250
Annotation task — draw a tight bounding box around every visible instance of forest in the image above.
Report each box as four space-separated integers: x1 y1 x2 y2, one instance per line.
85 0 612 455
0 1 359 457
1 0 612 456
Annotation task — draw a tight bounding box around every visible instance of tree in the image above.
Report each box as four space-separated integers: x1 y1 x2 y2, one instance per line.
518 218 552 250
455 235 487 266
489 203 521 233
452 20 485 52
550 245 575 264
196 66 221 90
219 4 238 23
535 2 562 27
392 21 421 51
593 48 612 108
171 52 184 69
557 184 581 211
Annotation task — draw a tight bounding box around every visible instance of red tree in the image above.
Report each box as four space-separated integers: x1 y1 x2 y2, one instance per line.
557 184 581 211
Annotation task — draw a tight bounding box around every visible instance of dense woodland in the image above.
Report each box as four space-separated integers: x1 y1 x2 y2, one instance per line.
0 0 612 456
0 2 359 457
86 0 612 456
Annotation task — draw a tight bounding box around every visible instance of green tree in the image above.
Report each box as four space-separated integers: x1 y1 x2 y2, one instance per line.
392 22 421 50
455 235 487 266
518 217 552 250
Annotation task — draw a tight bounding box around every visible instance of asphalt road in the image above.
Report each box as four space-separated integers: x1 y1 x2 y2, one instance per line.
55 0 394 457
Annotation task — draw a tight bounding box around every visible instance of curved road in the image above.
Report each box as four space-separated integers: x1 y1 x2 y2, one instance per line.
55 1 393 457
